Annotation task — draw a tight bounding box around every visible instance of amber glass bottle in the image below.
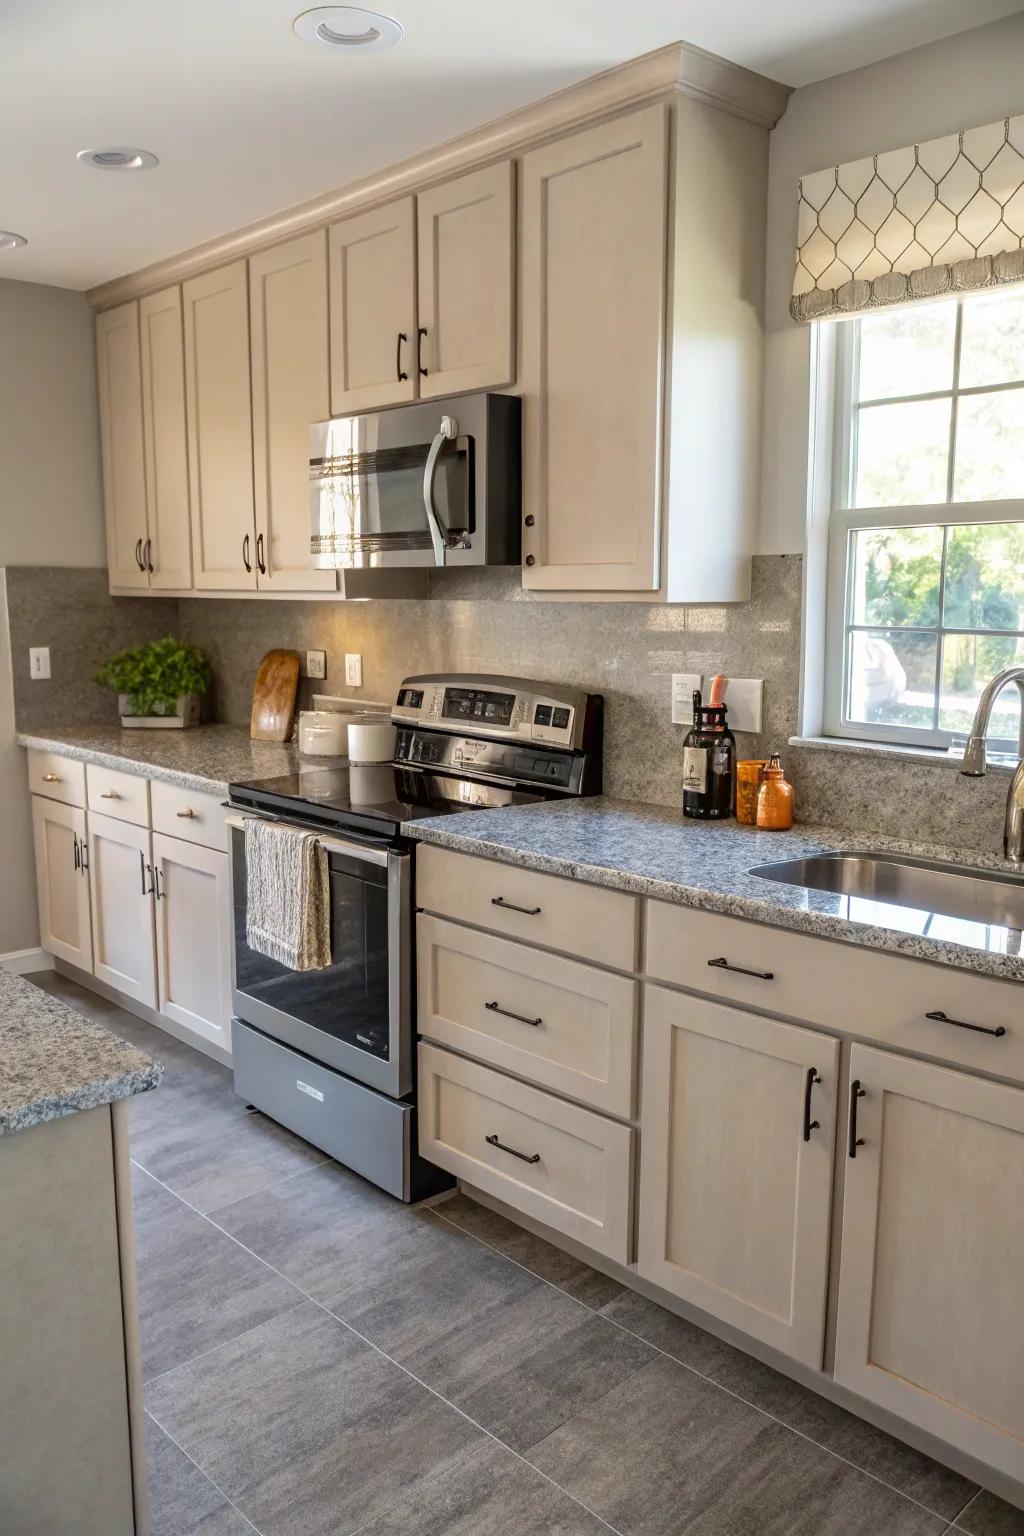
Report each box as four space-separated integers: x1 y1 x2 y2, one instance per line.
755 752 794 830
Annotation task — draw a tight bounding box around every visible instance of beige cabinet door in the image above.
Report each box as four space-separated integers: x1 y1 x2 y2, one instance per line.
637 986 839 1368
86 811 157 1008
95 302 148 590
835 1045 1024 1482
139 286 192 589
182 260 257 590
417 161 515 399
31 797 92 970
249 231 335 592
521 106 667 592
153 832 232 1057
329 196 417 413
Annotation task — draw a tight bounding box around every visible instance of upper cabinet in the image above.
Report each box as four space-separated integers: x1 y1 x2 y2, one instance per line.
416 161 515 400
329 196 417 415
96 302 148 590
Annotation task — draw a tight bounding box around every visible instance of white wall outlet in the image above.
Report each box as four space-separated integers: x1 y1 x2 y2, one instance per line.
29 647 51 681
305 650 326 680
721 677 764 734
344 653 363 688
671 673 703 725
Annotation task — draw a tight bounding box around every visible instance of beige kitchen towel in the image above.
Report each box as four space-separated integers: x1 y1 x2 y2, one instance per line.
245 817 332 971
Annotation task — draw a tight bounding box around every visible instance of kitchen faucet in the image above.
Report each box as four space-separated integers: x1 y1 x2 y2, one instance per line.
960 665 1024 863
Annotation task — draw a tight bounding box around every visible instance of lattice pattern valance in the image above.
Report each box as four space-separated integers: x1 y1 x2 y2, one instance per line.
790 115 1024 322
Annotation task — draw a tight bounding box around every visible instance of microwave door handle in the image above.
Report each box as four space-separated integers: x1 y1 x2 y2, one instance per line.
422 415 459 567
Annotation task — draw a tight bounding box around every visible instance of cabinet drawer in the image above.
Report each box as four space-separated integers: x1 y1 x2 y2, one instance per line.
86 763 151 827
152 780 229 851
417 914 638 1116
27 750 85 808
646 900 1024 1085
419 1042 634 1262
416 844 638 971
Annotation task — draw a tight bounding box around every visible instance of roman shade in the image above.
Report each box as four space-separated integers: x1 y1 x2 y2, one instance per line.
790 115 1024 322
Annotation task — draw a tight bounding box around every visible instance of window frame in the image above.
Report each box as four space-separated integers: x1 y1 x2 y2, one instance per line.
823 298 1024 753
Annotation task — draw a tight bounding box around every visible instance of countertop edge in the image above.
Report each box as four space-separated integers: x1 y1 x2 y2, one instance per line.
17 732 231 795
0 1063 164 1138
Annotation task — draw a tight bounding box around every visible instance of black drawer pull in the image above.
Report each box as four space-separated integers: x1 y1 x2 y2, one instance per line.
491 897 542 916
486 1133 540 1165
848 1079 866 1159
708 956 774 981
803 1066 821 1142
486 1001 542 1028
925 1009 1006 1039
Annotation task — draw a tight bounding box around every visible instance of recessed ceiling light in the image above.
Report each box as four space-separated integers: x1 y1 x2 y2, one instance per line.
76 146 159 172
293 6 403 53
0 230 27 250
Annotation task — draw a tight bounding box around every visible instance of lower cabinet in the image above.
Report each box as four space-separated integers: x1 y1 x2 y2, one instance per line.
637 986 839 1368
31 797 92 970
87 811 157 1008
835 1044 1024 1481
152 832 232 1056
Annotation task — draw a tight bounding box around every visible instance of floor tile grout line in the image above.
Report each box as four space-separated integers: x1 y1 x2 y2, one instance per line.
427 1205 971 1526
143 1407 264 1535
142 1297 310 1390
200 1156 336 1217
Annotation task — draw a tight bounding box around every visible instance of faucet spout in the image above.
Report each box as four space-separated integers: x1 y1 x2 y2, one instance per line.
960 665 1024 862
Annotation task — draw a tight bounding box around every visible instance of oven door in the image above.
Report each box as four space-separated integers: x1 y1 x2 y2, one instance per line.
227 817 411 1099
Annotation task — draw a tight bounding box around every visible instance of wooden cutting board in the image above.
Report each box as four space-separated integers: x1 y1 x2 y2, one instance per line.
250 649 301 741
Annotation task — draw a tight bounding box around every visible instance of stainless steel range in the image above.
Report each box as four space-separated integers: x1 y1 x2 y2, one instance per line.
227 674 602 1201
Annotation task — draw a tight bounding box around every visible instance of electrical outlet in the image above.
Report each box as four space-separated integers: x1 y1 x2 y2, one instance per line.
305 650 326 680
720 677 764 733
29 647 51 681
344 653 363 688
671 673 703 725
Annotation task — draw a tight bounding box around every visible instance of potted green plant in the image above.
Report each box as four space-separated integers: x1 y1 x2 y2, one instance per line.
94 636 211 729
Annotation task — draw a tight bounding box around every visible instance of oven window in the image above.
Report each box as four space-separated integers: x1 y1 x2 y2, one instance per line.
232 834 392 1060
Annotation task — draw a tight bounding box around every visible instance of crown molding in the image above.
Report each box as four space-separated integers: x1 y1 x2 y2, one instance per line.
87 41 790 311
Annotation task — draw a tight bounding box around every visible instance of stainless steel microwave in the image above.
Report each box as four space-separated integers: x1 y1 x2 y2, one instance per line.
309 393 521 570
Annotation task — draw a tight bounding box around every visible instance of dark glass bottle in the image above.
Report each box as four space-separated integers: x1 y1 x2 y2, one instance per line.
682 690 736 819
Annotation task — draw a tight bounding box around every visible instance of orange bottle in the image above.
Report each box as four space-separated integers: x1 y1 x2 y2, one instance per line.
755 753 794 830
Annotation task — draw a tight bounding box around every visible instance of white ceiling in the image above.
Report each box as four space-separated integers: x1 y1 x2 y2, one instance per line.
2 0 1022 290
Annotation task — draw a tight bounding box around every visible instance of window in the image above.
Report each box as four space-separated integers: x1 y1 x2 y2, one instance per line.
826 287 1024 752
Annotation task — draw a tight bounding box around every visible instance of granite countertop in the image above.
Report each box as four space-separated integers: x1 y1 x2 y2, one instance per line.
409 796 1024 983
0 971 162 1135
16 723 299 795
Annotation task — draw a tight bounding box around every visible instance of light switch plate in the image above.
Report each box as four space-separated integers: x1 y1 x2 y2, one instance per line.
722 677 764 734
305 650 326 680
671 673 703 725
344 653 363 688
29 646 51 680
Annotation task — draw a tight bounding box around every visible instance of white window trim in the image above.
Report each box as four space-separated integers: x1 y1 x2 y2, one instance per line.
822 309 1024 752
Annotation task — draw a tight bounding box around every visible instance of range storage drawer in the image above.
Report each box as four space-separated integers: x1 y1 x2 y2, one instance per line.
417 913 638 1116
86 763 151 827
152 779 230 851
27 750 86 808
418 1041 634 1261
646 900 1024 1086
415 843 639 972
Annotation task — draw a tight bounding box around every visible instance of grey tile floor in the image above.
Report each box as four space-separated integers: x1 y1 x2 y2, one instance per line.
31 972 1024 1536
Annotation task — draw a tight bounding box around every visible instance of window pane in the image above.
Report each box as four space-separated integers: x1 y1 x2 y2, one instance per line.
958 289 1024 388
953 391 1024 502
940 633 1024 743
847 629 937 730
854 399 951 507
943 522 1024 630
857 302 957 401
850 525 943 627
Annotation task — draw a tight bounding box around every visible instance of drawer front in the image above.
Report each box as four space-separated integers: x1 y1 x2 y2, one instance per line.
416 843 638 971
419 1041 634 1261
646 900 1024 1085
27 750 85 808
152 780 230 851
417 914 638 1116
86 763 151 827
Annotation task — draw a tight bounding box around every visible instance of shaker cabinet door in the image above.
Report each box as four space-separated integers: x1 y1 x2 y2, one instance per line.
329 196 417 414
153 832 233 1057
96 301 149 591
86 811 157 1008
139 285 192 589
31 797 93 971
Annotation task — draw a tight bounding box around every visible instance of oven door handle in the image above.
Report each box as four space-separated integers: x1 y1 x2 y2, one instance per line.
422 416 462 568
225 813 391 868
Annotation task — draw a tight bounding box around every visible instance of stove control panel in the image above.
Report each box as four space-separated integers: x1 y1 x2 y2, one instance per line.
393 674 594 752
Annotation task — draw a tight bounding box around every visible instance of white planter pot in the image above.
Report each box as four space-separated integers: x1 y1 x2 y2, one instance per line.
118 692 202 730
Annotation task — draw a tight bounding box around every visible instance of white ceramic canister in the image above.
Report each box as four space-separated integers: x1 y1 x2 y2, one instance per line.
297 710 355 756
346 716 397 764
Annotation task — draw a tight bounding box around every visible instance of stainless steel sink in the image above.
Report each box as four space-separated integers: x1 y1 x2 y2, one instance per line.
749 852 1024 930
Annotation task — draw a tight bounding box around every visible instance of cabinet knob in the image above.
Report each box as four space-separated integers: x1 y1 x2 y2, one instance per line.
525 555 535 567
42 773 61 783
176 808 196 818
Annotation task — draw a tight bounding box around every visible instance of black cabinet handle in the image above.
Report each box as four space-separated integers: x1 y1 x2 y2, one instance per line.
242 533 252 573
135 537 145 571
396 331 408 382
925 1009 1006 1038
486 1001 542 1028
79 840 89 873
139 850 147 895
256 532 267 576
73 834 81 873
155 866 165 901
417 326 428 377
485 1133 540 1165
848 1079 866 1159
803 1066 821 1142
144 536 154 573
708 957 774 981
491 897 541 916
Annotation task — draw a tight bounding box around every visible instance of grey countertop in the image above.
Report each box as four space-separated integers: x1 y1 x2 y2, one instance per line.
409 796 1024 984
0 971 162 1135
17 723 299 795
